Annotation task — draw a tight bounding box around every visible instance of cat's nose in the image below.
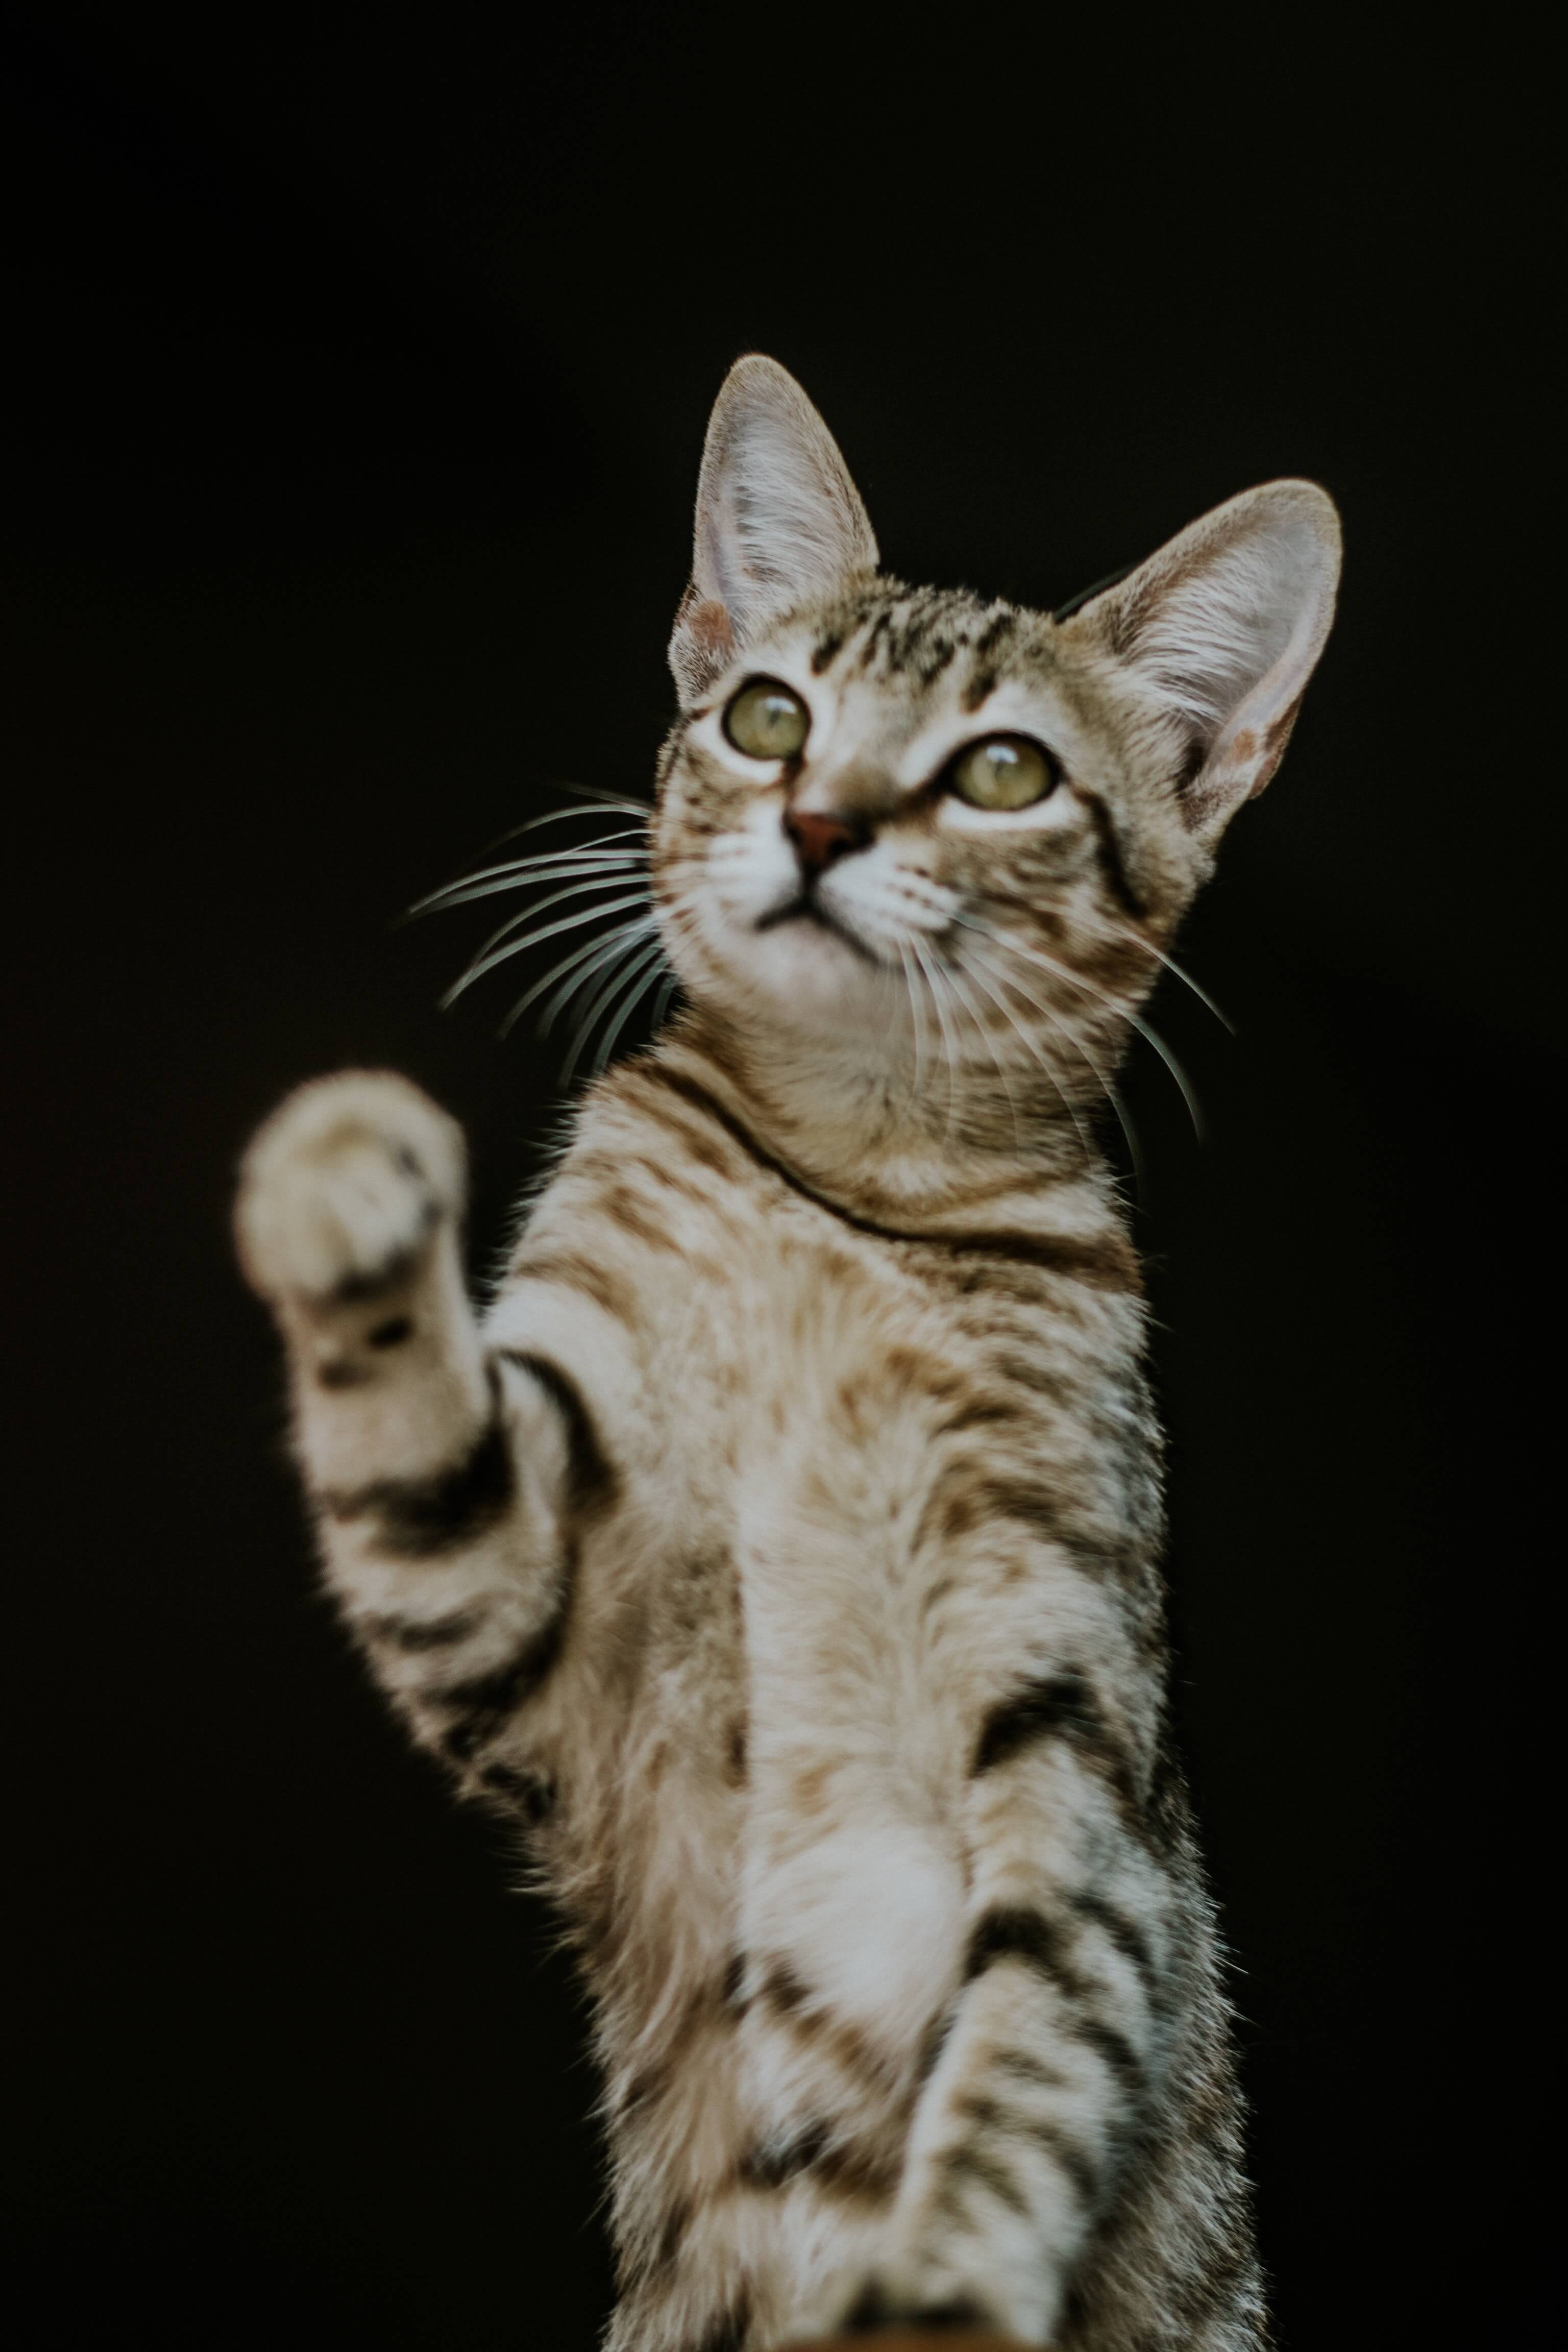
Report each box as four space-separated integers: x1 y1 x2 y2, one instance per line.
783 807 868 877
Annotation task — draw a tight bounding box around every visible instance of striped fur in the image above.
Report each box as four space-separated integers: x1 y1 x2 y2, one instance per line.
236 358 1338 2348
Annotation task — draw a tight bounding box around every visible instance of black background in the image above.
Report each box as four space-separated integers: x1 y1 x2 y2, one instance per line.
3 10 1556 2347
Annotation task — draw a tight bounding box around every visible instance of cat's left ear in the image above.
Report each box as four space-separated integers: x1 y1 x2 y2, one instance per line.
669 355 879 705
1064 482 1341 845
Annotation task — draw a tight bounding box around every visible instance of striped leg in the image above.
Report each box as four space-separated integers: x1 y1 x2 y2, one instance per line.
837 1674 1170 2347
235 1072 594 1810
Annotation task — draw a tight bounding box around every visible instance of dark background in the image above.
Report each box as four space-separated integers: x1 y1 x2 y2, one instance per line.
3 10 1555 2347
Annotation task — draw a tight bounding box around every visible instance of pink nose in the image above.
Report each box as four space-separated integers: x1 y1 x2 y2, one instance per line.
783 807 866 876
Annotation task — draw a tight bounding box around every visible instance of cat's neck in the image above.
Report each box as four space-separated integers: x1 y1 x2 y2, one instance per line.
659 1010 1119 1238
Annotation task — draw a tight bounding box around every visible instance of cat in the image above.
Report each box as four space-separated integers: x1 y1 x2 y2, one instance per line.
235 355 1339 2350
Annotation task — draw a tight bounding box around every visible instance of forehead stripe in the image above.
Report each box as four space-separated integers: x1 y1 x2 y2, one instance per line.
972 608 1018 658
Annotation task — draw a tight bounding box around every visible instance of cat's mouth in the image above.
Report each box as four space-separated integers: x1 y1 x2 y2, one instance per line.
754 894 881 966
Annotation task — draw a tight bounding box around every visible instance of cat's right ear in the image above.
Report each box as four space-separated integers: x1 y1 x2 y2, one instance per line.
669 356 879 705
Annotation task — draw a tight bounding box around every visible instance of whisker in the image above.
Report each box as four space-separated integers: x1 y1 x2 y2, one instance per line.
958 944 1099 1161
649 969 682 1034
536 916 663 1038
557 942 646 1084
962 934 1142 1191
453 869 652 984
425 846 649 898
941 958 1027 1155
955 951 1096 1168
409 835 649 918
1076 904 1234 1033
442 888 653 1009
422 860 646 924
489 790 651 844
894 940 928 1105
959 916 1202 1141
534 783 653 815
574 938 671 1083
498 913 658 1038
404 785 668 1081
911 936 962 1144
553 933 666 1080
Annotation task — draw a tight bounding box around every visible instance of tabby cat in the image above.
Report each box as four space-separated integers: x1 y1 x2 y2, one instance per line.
235 356 1339 2349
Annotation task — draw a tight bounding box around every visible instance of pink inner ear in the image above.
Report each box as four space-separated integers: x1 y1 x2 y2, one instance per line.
685 599 734 660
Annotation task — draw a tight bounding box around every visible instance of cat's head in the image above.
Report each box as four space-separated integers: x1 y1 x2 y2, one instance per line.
654 356 1338 1134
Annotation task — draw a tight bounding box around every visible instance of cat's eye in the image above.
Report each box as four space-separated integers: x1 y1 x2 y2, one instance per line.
947 734 1058 811
723 678 811 762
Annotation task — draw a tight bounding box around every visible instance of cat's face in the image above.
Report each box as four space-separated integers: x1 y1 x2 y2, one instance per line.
655 578 1203 1108
654 357 1339 1133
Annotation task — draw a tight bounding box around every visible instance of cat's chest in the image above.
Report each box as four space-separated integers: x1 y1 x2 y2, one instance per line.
510 1186 1123 1705
645 1222 1065 1692
517 1205 1111 2047
689 1237 1033 2052
671 1223 990 1519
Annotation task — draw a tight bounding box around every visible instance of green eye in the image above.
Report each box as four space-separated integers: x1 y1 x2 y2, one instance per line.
948 734 1058 811
723 678 811 761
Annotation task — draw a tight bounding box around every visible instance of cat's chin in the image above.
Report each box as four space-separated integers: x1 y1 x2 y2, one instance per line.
702 906 901 1039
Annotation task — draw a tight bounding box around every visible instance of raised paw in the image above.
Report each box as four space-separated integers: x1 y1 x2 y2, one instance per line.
234 1070 466 1305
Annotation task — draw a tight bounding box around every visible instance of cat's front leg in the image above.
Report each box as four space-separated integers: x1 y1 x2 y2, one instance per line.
235 1072 587 1810
828 1698 1172 2347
